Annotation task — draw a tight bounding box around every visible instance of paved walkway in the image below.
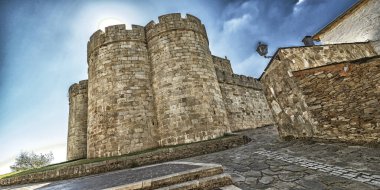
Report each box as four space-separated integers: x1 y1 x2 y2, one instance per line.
183 125 380 190
1 163 203 190
3 126 380 190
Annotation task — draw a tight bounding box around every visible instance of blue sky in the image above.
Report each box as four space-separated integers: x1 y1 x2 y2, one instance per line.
0 0 357 174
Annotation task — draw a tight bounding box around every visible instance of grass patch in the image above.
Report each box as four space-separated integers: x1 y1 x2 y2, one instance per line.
0 133 238 180
0 171 22 179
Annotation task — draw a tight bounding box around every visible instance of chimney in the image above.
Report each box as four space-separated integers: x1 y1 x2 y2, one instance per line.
302 36 314 46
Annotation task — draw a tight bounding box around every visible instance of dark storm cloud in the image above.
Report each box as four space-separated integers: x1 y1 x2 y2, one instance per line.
208 0 357 77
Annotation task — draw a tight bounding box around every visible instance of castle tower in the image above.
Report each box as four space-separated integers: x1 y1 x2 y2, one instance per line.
67 80 88 160
87 24 157 158
146 13 230 145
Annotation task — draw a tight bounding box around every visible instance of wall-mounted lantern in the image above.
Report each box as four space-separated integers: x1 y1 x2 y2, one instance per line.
302 36 315 46
256 42 272 58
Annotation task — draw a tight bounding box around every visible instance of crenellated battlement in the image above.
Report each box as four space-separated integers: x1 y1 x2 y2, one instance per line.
212 55 233 74
145 13 208 43
68 80 88 100
216 69 263 90
87 24 146 59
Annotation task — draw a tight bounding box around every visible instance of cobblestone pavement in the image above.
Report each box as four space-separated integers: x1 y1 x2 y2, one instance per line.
183 125 380 190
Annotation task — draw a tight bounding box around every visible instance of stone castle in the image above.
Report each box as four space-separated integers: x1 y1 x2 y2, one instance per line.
68 0 380 161
67 13 274 160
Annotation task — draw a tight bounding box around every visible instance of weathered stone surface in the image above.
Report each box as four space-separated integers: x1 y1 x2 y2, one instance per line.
218 82 273 131
259 176 274 184
68 13 273 160
184 126 380 189
87 24 157 158
67 80 88 160
146 13 230 146
213 55 234 75
261 42 379 144
292 57 380 143
317 0 380 45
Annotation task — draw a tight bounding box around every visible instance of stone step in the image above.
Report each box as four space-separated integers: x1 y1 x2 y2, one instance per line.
154 173 233 190
218 185 242 190
105 162 226 190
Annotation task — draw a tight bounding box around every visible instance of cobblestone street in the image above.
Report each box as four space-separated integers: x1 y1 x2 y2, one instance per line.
184 125 380 190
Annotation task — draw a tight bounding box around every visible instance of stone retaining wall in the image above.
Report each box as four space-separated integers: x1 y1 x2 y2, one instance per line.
0 135 250 186
261 42 379 143
292 57 380 143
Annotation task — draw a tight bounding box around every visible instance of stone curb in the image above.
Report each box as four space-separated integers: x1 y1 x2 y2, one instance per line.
154 173 233 190
106 162 225 190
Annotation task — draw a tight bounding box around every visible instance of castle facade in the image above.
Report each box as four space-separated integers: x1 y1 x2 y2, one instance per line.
67 13 274 160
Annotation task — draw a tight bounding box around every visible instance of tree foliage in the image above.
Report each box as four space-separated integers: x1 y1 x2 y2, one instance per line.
10 151 54 172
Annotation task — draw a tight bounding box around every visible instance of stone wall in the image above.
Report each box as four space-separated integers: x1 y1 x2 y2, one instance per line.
291 57 380 143
279 42 376 72
87 24 157 158
67 80 88 161
146 13 230 146
261 42 378 142
212 55 233 75
216 70 273 131
317 0 380 44
371 40 380 54
219 84 273 131
67 13 278 160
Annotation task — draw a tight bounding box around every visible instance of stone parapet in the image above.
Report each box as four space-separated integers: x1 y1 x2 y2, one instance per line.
145 13 208 43
280 42 377 72
87 24 146 62
68 80 88 101
212 55 233 75
216 69 262 90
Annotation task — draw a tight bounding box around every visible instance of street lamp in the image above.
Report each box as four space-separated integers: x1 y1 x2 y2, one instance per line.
256 42 272 58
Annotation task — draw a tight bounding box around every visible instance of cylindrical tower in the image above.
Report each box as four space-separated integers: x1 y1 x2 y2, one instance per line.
67 80 88 160
146 13 230 146
87 24 157 158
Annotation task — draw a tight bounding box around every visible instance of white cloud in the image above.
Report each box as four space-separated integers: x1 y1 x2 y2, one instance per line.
294 0 306 14
223 14 252 33
234 53 269 77
296 0 306 6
